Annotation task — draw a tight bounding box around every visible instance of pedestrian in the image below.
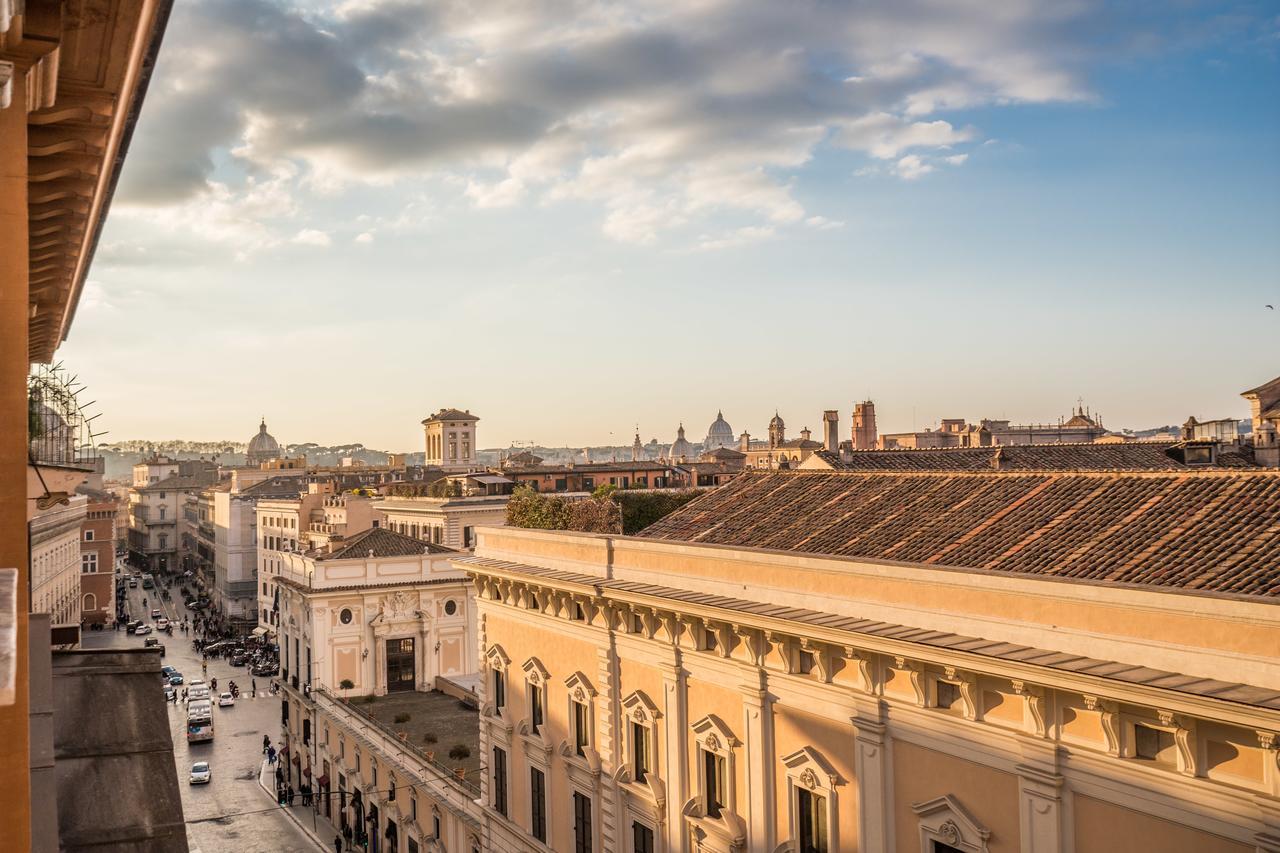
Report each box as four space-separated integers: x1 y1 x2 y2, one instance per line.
334 835 342 853
252 677 257 698
287 785 294 806
263 734 271 754
267 746 276 765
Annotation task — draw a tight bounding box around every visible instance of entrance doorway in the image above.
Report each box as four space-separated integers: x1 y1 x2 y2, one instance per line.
385 637 416 692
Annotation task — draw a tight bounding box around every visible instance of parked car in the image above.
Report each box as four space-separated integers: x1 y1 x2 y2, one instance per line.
189 762 211 785
217 692 235 707
134 625 152 636
250 663 279 677
161 665 176 677
125 620 140 633
127 579 138 588
150 608 162 619
169 673 184 686
156 617 170 630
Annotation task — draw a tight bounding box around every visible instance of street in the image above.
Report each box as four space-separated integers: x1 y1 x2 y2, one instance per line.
82 571 323 853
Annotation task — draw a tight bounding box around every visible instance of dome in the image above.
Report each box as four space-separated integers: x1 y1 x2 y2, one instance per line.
769 411 785 430
669 423 697 460
704 410 735 451
246 419 281 464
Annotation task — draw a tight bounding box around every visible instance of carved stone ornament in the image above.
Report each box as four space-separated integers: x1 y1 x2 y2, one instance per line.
704 733 721 752
939 820 962 846
632 707 647 723
574 686 586 702
380 591 415 619
800 768 819 790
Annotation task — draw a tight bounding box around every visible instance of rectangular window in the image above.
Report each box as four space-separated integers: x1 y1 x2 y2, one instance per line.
632 822 655 853
703 749 724 819
493 668 505 712
530 767 547 842
1134 724 1177 765
84 529 94 541
81 552 97 573
530 683 543 735
433 813 440 838
798 788 828 853
492 747 508 816
463 526 474 548
632 721 650 783
573 791 592 853
573 700 589 756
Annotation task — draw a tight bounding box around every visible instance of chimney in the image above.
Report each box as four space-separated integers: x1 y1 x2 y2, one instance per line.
800 427 811 443
822 410 839 452
739 432 751 452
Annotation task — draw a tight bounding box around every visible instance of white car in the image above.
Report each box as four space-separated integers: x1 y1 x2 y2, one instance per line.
134 625 152 635
189 761 211 785
217 692 235 707
156 617 170 630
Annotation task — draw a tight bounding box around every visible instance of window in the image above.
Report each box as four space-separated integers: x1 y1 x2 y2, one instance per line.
84 529 94 541
81 552 97 573
492 747 508 816
493 667 506 712
444 599 457 616
555 478 567 492
632 721 650 783
1134 723 1177 765
410 798 417 822
530 682 544 735
158 535 167 550
936 681 962 712
703 749 725 818
340 608 353 624
530 767 547 842
573 699 589 756
798 788 828 853
632 822 655 853
433 811 441 839
158 506 166 520
463 526 474 548
573 791 592 853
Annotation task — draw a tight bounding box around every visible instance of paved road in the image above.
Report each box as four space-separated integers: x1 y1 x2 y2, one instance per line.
83 570 322 853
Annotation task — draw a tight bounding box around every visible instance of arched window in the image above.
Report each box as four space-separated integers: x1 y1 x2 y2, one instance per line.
82 593 97 612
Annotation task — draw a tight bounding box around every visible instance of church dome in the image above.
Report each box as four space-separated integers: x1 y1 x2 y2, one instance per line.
669 423 697 461
704 411 735 451
769 412 785 430
246 419 281 464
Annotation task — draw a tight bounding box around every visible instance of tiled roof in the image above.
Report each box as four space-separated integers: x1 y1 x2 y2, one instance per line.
511 461 677 476
637 470 1280 597
423 408 479 423
456 556 1280 711
239 475 308 497
812 442 1255 472
320 526 456 560
141 472 219 491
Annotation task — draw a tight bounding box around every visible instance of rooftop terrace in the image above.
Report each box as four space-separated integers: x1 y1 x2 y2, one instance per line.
339 689 481 792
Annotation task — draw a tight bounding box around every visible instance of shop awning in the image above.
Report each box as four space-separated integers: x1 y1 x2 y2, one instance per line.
252 626 269 637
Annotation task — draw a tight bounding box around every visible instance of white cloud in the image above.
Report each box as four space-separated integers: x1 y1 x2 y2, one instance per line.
943 154 969 166
893 155 933 180
695 225 777 252
836 113 976 160
354 231 374 244
293 229 332 246
805 215 844 230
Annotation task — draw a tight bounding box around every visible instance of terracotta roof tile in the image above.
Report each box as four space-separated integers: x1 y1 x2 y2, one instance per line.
817 442 1255 471
638 470 1280 597
320 527 456 560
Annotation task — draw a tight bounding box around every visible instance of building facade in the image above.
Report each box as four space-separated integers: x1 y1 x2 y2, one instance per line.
880 408 1108 450
29 495 87 631
77 488 117 625
274 527 483 853
127 457 217 574
1243 375 1280 467
424 409 481 472
379 493 510 551
459 468 1280 853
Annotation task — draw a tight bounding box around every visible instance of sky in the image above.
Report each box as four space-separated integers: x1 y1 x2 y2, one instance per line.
61 0 1280 452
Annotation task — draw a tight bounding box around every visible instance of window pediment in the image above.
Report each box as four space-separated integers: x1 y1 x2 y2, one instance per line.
563 670 596 702
913 794 989 853
622 689 661 725
522 656 550 686
692 714 739 753
781 746 841 790
485 644 510 672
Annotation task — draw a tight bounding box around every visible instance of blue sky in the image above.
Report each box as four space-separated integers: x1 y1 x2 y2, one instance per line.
63 0 1279 451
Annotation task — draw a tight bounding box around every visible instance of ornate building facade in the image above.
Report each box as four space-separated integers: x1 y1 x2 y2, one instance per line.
460 469 1280 853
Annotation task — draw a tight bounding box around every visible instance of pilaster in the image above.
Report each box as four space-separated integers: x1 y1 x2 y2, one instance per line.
1016 739 1063 853
851 696 891 853
597 641 621 853
740 670 774 850
662 658 688 853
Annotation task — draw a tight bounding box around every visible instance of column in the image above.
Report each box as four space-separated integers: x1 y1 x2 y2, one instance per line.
597 642 621 853
1016 740 1063 853
851 696 891 853
740 671 775 850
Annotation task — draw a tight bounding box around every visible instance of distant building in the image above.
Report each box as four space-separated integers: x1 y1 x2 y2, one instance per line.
127 456 218 574
245 418 282 466
851 400 877 450
880 406 1108 449
738 413 824 470
504 460 688 493
1242 374 1280 467
76 487 118 625
30 495 87 632
424 408 480 472
703 410 736 452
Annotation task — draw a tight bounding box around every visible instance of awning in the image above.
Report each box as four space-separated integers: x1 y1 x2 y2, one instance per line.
252 626 269 637
316 774 330 787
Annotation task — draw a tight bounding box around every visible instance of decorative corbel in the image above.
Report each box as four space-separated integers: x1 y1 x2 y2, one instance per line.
734 625 769 667
801 639 835 683
711 622 735 659
1258 731 1279 796
1160 710 1198 777
844 647 878 695
657 611 682 645
894 656 926 706
945 666 980 721
1012 680 1048 738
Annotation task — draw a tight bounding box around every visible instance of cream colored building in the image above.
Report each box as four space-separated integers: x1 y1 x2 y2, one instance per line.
29 495 86 631
126 456 217 573
274 527 482 852
459 468 1280 853
424 409 480 472
379 493 509 551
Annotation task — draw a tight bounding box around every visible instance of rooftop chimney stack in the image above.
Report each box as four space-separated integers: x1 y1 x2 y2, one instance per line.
823 410 839 452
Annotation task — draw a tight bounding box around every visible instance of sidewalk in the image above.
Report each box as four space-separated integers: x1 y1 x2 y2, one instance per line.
257 757 333 852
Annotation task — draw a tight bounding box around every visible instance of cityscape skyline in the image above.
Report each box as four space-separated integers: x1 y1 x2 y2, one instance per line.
54 0 1280 448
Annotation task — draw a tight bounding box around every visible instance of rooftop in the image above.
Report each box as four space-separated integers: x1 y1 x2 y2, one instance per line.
808 441 1256 472
319 526 456 560
637 469 1280 598
339 689 481 792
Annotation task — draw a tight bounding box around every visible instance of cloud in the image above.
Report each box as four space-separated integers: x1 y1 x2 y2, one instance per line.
805 216 845 230
893 155 934 180
112 0 1214 246
354 231 375 244
293 229 332 246
695 225 777 252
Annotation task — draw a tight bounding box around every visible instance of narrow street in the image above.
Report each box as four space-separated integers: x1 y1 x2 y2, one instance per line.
82 572 323 853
